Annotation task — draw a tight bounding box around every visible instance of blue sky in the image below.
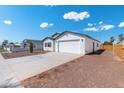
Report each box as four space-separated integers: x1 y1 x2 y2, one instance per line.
0 5 124 43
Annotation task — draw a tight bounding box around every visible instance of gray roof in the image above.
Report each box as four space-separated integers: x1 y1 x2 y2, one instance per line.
23 39 42 43
51 32 61 38
42 37 54 42
42 31 100 42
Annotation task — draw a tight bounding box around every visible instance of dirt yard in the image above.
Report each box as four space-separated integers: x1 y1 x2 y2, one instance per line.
2 50 48 59
22 50 124 88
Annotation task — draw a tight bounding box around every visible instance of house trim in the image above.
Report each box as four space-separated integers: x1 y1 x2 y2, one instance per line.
55 31 100 42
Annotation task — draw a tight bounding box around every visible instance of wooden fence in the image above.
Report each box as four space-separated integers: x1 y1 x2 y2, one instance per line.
102 44 124 59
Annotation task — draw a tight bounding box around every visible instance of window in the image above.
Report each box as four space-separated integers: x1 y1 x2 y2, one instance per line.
45 43 47 47
45 42 52 47
97 43 99 47
48 43 51 47
81 39 83 42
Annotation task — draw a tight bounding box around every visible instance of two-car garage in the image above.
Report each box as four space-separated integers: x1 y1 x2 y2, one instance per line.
43 31 101 55
57 40 82 54
54 32 86 54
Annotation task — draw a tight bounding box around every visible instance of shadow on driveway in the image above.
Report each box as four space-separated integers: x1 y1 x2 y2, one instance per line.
87 49 105 55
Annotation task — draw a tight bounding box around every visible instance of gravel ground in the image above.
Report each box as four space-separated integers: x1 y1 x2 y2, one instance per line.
21 50 124 88
2 50 48 59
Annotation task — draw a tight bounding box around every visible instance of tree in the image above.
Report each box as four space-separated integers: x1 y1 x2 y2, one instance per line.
2 40 8 50
29 42 33 53
103 41 112 45
118 34 124 43
23 43 27 48
9 42 14 45
110 36 115 44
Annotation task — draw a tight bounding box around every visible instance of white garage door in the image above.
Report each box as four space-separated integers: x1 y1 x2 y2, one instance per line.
58 40 81 54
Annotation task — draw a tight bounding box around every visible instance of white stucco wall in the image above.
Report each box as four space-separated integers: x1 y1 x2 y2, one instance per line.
85 37 101 54
42 32 101 54
56 33 82 41
43 39 54 51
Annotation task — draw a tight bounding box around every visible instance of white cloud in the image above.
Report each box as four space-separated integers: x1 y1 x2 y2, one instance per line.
40 22 54 29
100 25 114 30
40 22 48 28
63 11 90 21
99 21 103 24
83 27 99 31
3 20 12 25
84 24 114 32
118 22 124 27
49 23 54 26
88 23 93 26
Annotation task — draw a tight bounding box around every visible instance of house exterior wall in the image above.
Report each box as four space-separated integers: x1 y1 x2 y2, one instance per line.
85 37 101 54
23 43 42 49
22 39 42 50
33 43 42 50
0 45 2 48
42 32 101 54
43 39 54 51
56 33 81 41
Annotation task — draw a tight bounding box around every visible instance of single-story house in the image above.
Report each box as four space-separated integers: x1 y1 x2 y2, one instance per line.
42 31 101 55
3 42 22 52
22 39 42 50
0 45 2 48
4 39 43 52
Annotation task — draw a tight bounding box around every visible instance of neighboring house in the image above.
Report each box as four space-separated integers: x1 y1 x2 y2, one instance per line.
0 45 2 48
42 31 101 55
22 39 42 50
3 39 42 53
5 43 22 52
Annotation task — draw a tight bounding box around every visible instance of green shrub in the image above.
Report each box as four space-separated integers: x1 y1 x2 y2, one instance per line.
103 41 112 45
29 42 33 53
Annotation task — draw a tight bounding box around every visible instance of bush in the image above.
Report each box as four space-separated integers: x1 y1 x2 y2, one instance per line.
29 42 33 53
103 41 112 45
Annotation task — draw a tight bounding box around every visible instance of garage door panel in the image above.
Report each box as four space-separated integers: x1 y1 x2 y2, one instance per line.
58 40 81 54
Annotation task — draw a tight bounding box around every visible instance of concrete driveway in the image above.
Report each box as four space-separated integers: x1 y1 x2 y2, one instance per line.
0 54 22 88
0 52 81 87
22 50 124 88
